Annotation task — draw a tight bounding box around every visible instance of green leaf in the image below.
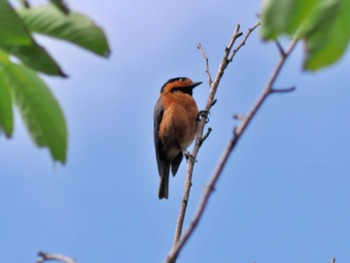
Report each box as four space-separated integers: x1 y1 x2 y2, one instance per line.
303 0 350 70
261 0 319 39
0 0 66 76
0 71 13 137
0 0 32 46
6 63 68 163
50 0 70 14
2 43 67 77
261 0 350 70
18 4 111 57
0 50 14 137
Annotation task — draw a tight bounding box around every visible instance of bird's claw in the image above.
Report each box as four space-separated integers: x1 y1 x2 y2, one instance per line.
197 110 210 123
184 151 196 162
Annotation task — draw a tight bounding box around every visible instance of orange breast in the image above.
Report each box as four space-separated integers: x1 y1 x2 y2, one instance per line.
159 92 198 156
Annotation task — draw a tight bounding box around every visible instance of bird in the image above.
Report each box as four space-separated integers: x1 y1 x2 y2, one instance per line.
154 77 202 199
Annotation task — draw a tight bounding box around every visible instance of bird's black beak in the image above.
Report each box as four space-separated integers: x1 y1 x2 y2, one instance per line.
191 81 202 89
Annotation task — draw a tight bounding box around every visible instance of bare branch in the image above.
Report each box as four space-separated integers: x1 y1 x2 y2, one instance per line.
37 251 76 263
275 40 286 57
172 38 297 263
235 38 297 135
197 43 213 86
166 22 260 263
228 22 260 62
271 86 296 94
167 30 298 261
199 127 212 146
226 24 243 54
233 113 245 121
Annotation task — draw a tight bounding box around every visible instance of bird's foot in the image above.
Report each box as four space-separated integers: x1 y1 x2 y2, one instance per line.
197 110 210 123
184 151 196 163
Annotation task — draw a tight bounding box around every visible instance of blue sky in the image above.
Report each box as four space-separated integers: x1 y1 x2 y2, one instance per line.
1 0 350 262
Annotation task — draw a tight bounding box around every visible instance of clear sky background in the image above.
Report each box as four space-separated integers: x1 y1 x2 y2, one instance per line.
1 1 350 262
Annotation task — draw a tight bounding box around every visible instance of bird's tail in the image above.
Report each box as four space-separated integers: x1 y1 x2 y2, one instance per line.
158 163 170 199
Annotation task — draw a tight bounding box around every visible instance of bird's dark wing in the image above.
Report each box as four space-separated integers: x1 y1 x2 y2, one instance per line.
154 97 164 176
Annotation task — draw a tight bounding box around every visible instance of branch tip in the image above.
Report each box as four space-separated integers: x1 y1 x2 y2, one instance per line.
235 24 241 33
271 86 296 94
198 43 213 85
233 113 245 121
37 251 76 263
228 22 260 62
200 127 213 146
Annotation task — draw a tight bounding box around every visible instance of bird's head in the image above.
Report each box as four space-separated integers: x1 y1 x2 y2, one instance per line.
160 77 202 96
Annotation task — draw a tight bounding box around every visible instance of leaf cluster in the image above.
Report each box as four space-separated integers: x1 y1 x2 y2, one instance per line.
0 0 110 164
261 0 350 70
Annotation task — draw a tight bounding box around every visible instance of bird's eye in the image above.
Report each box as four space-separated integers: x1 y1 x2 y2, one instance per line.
179 78 185 82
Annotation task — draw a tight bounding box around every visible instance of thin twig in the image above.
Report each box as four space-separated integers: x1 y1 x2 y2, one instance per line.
199 127 212 146
235 38 298 135
166 22 260 263
197 43 213 86
233 113 245 121
167 34 298 263
170 37 297 262
171 22 242 249
37 251 76 263
228 22 260 62
271 86 296 94
275 40 286 57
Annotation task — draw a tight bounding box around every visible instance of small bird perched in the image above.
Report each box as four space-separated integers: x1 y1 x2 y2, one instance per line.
154 77 202 199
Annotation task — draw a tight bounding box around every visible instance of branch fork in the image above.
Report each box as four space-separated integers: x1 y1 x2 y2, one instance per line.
166 22 261 263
